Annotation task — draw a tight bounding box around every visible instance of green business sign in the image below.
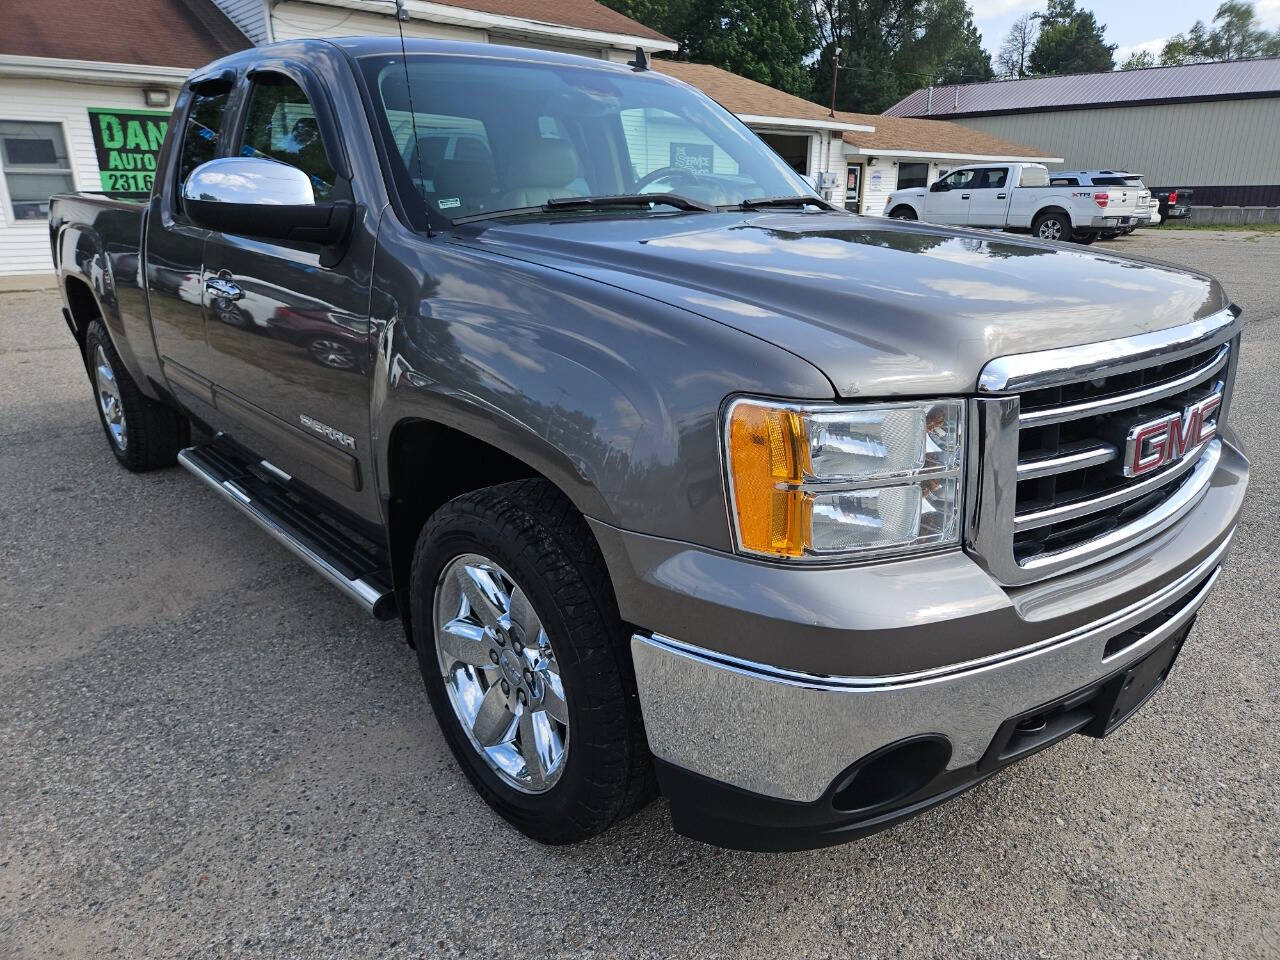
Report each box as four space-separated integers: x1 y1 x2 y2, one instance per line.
87 107 170 196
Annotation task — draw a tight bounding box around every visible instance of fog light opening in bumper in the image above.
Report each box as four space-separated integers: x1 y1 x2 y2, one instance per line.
830 735 952 813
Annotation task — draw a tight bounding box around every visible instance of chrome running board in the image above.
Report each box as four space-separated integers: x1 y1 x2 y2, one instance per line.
178 444 397 620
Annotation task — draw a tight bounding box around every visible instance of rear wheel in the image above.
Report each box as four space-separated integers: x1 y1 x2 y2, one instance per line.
888 205 918 220
1032 211 1070 242
410 479 654 843
84 320 188 472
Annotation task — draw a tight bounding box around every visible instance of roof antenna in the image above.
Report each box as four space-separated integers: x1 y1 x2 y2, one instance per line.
394 0 431 232
628 46 650 71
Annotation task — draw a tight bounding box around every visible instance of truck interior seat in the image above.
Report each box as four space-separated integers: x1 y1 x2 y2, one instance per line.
500 140 583 208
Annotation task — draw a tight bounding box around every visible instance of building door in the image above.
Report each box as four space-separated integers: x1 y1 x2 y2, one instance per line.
844 163 863 212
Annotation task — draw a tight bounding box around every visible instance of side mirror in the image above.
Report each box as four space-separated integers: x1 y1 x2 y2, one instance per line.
929 181 948 193
182 157 351 246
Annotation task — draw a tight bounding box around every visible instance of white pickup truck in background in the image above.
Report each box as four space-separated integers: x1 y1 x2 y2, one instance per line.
884 162 1145 244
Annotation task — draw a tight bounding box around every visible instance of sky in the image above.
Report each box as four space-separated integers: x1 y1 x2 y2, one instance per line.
971 0 1280 66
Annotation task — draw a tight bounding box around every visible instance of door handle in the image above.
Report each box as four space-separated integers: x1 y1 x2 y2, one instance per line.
997 193 1007 199
205 275 243 301
961 193 971 199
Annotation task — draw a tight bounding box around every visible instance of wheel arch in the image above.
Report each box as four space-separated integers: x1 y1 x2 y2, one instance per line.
383 416 617 645
1033 205 1073 227
62 274 101 346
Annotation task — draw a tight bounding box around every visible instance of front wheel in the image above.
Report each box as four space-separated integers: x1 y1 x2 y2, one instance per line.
410 479 654 844
84 320 188 471
888 205 918 220
1032 211 1070 242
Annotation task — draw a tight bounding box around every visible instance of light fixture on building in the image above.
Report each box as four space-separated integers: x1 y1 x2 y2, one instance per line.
143 87 170 109
867 157 878 166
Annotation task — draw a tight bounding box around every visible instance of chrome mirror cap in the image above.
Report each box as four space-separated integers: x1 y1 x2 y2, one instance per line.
182 156 315 206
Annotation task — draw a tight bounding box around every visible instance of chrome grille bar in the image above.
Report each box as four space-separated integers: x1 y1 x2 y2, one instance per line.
1019 344 1229 428
1016 441 1117 481
967 309 1241 586
1013 439 1210 531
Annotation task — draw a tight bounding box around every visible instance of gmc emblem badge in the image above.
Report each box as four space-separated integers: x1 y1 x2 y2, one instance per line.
1123 390 1223 477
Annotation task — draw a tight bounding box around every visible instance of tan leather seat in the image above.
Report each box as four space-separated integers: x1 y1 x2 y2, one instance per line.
501 140 582 208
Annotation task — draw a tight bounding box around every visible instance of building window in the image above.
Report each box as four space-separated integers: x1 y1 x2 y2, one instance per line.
0 120 74 221
896 162 929 189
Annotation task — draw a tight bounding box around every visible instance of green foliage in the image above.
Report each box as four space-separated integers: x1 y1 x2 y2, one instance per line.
807 0 993 114
1027 0 1115 75
1160 2 1280 64
599 0 816 96
1119 49 1156 70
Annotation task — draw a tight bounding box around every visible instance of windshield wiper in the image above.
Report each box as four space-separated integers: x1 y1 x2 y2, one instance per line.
737 195 836 211
545 193 715 213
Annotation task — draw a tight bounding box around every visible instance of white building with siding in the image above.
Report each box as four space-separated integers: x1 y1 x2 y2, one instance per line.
0 0 249 287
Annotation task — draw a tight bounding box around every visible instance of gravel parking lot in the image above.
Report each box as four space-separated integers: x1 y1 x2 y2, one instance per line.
2 229 1278 960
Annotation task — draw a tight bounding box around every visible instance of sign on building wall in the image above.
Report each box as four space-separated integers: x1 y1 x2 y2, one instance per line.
86 108 170 196
669 141 713 174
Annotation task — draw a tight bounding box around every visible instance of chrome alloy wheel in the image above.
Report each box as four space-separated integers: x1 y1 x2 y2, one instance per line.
93 343 127 451
1037 218 1063 240
433 554 569 793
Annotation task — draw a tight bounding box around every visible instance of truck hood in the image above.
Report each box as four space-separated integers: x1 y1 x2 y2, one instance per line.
458 212 1226 397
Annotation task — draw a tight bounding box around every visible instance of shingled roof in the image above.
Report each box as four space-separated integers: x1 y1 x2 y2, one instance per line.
1 0 249 68
653 60 1054 160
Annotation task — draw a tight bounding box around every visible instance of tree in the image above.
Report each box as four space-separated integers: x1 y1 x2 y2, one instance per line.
806 0 993 114
996 14 1037 78
598 0 817 96
1119 49 1156 70
1160 2 1280 64
1027 0 1116 75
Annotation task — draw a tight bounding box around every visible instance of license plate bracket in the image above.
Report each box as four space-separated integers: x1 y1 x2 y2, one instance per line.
1085 624 1190 738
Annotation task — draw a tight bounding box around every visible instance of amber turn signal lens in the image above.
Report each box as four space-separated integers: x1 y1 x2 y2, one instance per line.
726 401 809 557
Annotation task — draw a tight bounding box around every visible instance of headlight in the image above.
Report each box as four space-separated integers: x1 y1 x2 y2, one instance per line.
724 397 964 560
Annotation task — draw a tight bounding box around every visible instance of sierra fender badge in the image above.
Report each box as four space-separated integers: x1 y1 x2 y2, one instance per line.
300 414 356 450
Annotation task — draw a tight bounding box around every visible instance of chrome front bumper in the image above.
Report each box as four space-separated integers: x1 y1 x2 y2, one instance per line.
631 531 1232 804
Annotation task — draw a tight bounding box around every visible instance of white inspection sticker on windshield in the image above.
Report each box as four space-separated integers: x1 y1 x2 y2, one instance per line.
438 198 461 209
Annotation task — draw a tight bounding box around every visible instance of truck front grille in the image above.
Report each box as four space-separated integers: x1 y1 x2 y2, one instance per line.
967 310 1239 586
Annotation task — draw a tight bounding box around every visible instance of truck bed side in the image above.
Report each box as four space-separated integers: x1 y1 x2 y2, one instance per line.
49 193 166 401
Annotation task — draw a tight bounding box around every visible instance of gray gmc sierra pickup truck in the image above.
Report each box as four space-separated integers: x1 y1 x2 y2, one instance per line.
49 38 1249 851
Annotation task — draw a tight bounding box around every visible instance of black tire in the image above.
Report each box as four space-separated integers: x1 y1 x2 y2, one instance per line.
1032 211 1071 242
410 479 654 844
1072 231 1098 245
888 205 918 220
84 320 189 472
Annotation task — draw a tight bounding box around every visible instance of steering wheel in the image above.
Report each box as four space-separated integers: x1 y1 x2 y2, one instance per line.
634 165 700 193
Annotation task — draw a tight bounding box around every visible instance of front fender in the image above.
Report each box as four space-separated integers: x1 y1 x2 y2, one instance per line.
368 221 834 550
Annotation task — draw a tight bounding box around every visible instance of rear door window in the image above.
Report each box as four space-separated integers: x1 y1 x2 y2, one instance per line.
978 168 1008 189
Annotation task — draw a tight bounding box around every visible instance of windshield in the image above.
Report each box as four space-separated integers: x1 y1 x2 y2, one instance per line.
359 53 813 227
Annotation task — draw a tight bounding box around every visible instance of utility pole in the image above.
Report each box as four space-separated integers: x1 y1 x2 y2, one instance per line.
828 46 842 118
